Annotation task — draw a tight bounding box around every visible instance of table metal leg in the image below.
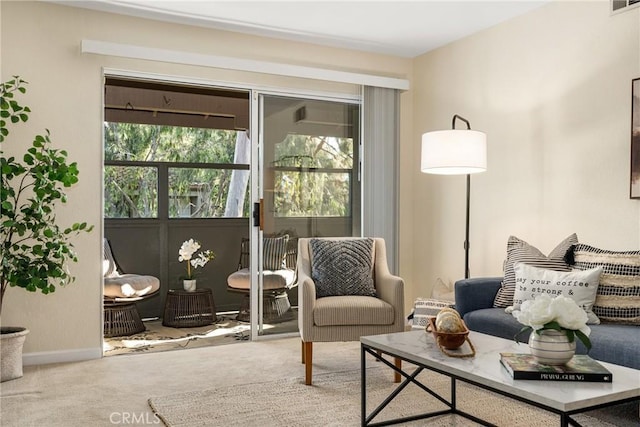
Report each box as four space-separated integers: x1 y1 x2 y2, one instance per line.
361 344 367 427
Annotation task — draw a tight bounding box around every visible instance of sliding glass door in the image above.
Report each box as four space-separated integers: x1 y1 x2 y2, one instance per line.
250 93 361 338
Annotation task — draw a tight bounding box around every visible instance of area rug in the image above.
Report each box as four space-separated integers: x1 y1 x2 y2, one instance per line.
103 315 251 356
148 367 636 426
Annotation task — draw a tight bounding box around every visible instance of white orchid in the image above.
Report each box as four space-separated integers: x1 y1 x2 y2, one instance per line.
178 239 215 279
513 294 592 350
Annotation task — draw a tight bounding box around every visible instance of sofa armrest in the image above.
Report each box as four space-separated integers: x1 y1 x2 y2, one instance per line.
454 277 503 318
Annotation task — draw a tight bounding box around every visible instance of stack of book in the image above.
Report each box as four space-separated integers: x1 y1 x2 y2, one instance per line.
500 353 613 382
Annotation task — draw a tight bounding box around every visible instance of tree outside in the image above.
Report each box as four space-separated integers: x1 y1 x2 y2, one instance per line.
104 122 354 218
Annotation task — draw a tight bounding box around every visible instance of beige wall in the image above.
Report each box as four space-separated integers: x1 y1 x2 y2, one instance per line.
0 1 413 359
4 0 638 361
411 1 640 303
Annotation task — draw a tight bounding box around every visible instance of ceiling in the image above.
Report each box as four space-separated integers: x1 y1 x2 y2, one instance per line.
55 0 550 58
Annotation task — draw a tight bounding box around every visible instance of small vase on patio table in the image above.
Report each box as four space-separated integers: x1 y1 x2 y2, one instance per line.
528 329 576 365
183 279 197 292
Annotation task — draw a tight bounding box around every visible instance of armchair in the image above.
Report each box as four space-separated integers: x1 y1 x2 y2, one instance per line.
103 239 160 337
227 235 298 323
297 237 405 385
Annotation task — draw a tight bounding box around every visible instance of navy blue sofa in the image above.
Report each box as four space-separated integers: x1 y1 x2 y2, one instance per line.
455 277 640 370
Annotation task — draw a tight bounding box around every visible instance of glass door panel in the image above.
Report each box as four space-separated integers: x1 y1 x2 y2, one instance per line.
253 94 361 337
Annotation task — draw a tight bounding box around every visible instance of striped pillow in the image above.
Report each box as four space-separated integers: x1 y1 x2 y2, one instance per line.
263 235 289 271
568 244 640 325
493 234 578 308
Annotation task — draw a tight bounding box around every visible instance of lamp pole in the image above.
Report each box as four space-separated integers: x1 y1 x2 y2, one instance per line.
465 173 470 279
452 115 472 279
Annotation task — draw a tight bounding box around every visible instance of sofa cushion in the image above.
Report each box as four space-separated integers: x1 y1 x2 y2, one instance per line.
586 323 640 370
493 234 578 308
310 238 376 298
313 295 393 326
463 307 524 342
568 244 640 325
512 262 602 324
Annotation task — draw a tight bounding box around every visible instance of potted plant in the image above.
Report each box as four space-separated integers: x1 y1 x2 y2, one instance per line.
513 294 592 365
0 76 92 382
178 238 215 291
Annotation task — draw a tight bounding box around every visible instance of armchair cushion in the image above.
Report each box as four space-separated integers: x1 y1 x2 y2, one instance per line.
309 238 376 298
227 268 296 291
104 274 160 299
313 295 394 327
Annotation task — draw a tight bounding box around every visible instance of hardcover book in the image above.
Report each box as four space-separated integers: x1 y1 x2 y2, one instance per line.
500 353 613 382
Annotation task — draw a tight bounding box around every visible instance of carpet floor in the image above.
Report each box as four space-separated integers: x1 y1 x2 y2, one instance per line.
1 336 638 426
148 365 638 427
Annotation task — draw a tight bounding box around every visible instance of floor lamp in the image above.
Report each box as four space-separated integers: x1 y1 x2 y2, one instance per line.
421 115 487 279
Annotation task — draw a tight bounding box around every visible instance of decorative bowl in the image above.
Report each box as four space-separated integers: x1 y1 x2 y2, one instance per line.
427 316 469 350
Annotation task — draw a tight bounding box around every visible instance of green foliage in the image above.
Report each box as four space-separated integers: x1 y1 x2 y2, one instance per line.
0 76 93 314
103 122 242 218
273 134 353 217
103 124 354 219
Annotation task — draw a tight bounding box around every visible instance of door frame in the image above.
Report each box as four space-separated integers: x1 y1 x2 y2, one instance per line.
249 89 362 340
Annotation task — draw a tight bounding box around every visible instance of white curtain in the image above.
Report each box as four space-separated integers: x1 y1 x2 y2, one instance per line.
362 86 400 274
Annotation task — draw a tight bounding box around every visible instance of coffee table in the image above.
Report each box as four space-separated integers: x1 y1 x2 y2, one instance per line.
360 330 639 427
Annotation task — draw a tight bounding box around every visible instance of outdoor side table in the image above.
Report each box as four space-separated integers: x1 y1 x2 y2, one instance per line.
162 288 217 327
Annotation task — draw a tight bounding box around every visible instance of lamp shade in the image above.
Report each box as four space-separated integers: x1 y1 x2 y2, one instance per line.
421 129 487 175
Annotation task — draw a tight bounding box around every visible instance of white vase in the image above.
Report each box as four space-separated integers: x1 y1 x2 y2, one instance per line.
528 329 576 365
183 279 197 292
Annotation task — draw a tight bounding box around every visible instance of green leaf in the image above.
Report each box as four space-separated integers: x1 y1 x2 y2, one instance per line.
575 330 592 351
514 326 532 344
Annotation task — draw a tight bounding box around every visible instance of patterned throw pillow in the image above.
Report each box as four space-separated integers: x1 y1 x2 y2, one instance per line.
310 238 376 298
263 235 289 271
512 262 602 324
568 244 640 325
493 234 578 308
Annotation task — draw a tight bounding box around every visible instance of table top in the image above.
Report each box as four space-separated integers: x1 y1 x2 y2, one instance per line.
167 288 212 295
361 330 640 413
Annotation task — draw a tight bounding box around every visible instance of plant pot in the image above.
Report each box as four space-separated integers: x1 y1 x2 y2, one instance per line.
528 329 576 365
1 327 29 382
183 279 197 292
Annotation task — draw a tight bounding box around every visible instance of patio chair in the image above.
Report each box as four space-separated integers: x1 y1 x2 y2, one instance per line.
103 238 160 337
226 234 298 323
297 237 405 385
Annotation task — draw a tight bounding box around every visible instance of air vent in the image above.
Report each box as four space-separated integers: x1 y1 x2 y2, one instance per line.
611 0 640 14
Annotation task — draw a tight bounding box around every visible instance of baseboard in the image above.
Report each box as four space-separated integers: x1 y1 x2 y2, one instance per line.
23 347 102 366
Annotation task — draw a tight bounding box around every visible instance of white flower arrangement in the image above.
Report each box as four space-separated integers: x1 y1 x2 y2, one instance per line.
513 294 592 350
178 238 216 280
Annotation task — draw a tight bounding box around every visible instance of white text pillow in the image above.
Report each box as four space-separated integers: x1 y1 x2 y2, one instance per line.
512 262 602 324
